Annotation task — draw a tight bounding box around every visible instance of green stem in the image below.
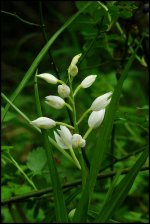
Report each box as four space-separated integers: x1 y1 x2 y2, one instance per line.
1 93 31 123
69 78 88 189
56 122 74 129
1 10 40 27
83 127 93 139
69 147 81 170
77 108 92 125
73 84 82 97
65 102 73 112
49 138 80 169
7 154 37 191
58 80 65 84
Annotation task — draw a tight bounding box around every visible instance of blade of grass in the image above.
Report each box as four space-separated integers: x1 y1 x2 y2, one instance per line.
73 40 142 222
101 169 122 204
95 149 148 222
1 2 91 122
89 40 143 195
34 74 68 222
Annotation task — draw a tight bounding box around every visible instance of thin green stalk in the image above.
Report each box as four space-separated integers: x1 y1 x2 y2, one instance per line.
83 127 93 139
1 93 31 123
56 122 74 129
73 84 82 97
2 2 91 122
3 154 37 191
69 77 88 189
77 108 92 125
1 10 40 27
110 125 116 182
65 102 73 112
69 147 81 170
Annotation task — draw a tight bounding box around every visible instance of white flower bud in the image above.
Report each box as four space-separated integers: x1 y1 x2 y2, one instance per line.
88 109 105 129
45 95 65 109
68 53 82 77
91 92 112 111
58 84 70 98
54 126 72 149
71 53 82 65
30 117 56 129
68 65 78 77
81 75 97 88
72 134 86 148
36 73 58 84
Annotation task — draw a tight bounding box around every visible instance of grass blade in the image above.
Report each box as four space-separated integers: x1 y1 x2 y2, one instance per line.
89 41 143 195
2 2 91 122
95 149 148 222
41 131 68 222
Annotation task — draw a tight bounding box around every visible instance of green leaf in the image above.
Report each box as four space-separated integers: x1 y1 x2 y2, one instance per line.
34 70 69 222
41 131 69 222
1 186 12 200
95 149 148 222
89 41 143 196
27 147 47 173
13 184 32 195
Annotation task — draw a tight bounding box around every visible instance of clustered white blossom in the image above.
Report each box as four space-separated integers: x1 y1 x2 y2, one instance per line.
31 53 112 168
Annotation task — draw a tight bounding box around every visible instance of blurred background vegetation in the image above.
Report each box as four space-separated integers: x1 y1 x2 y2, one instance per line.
1 1 149 223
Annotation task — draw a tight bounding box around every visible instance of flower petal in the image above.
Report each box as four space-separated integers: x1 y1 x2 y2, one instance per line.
59 126 72 147
54 131 68 149
88 109 105 129
91 92 112 111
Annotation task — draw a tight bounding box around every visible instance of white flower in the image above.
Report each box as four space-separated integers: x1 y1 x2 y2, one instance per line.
30 117 56 129
72 134 86 148
58 84 70 98
88 109 105 129
81 75 97 88
68 53 82 77
54 126 72 149
91 92 112 111
36 73 58 84
45 95 65 109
